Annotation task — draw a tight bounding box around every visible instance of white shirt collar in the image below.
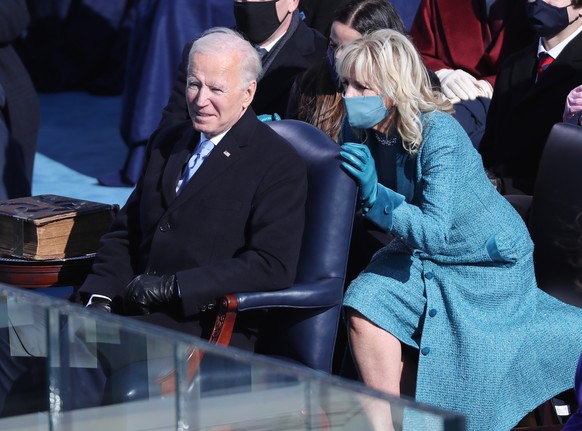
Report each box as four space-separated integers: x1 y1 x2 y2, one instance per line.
200 130 227 146
260 31 286 52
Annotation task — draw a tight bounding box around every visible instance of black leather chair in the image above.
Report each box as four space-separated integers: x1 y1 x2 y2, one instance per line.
506 123 582 429
522 122 582 308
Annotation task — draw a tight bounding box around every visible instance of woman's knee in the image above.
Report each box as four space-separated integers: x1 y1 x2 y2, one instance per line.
346 308 379 339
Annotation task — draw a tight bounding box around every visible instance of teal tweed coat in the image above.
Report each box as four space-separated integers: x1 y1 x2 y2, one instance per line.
342 111 582 431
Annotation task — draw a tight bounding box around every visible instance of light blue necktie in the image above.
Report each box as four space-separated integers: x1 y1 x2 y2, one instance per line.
176 139 214 194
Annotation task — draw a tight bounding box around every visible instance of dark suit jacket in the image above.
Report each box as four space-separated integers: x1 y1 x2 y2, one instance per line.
479 31 582 193
0 0 39 198
158 15 326 128
79 108 308 344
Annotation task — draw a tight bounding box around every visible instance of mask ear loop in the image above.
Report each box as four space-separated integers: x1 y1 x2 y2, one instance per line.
278 0 291 26
565 3 580 25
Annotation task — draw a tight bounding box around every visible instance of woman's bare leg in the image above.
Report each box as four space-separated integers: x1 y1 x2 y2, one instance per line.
348 309 403 395
347 309 404 430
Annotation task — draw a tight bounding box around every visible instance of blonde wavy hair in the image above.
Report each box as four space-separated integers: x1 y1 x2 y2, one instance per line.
337 28 452 155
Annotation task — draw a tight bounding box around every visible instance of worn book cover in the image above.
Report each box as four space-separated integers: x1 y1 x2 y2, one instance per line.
0 194 119 260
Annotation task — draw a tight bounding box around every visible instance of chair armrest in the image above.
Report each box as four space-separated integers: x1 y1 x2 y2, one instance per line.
158 278 345 395
234 278 344 312
157 296 238 395
209 295 238 344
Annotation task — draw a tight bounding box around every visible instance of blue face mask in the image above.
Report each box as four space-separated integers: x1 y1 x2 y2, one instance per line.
342 94 392 129
526 0 578 38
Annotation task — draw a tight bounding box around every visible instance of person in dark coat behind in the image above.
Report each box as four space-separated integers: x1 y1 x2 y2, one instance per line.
479 0 582 194
0 0 39 199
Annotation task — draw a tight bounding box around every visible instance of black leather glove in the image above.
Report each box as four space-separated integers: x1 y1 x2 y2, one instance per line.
124 274 179 315
86 297 112 313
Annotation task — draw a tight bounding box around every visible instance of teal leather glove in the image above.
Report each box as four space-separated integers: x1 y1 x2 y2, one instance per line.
257 113 281 122
340 142 378 210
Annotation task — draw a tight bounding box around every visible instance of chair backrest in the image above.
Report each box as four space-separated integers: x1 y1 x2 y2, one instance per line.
270 120 357 284
529 122 582 307
237 120 357 373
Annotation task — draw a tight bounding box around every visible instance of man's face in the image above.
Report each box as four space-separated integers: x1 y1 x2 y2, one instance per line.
186 52 256 139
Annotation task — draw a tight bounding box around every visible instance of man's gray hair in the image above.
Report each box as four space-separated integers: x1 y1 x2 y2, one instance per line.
188 27 262 88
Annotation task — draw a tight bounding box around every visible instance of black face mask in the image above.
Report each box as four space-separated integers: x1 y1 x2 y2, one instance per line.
526 0 578 38
234 0 284 45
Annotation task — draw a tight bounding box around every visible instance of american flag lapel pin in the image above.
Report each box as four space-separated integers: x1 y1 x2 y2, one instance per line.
223 150 231 157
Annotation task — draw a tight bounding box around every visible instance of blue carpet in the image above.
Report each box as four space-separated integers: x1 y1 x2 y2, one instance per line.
32 92 134 207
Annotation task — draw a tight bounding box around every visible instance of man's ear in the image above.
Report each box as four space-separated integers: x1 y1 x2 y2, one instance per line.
242 80 257 109
288 0 300 13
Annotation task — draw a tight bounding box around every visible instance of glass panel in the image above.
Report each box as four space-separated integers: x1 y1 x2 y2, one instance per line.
0 285 465 431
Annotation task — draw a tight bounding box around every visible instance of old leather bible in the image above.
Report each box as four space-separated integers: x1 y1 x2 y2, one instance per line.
0 195 118 260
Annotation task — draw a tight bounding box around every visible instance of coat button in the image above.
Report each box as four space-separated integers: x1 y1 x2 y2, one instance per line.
159 221 170 232
428 308 437 317
421 347 431 356
200 305 207 312
384 206 391 214
425 271 434 280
